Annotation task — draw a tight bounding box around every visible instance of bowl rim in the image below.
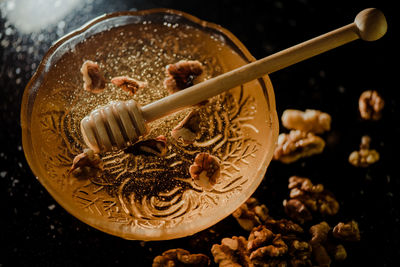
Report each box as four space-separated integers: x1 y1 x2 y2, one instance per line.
21 8 278 240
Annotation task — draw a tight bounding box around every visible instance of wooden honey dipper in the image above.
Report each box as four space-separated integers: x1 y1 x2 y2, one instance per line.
81 8 387 153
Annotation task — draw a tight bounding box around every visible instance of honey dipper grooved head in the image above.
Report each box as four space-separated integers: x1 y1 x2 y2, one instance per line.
80 100 147 153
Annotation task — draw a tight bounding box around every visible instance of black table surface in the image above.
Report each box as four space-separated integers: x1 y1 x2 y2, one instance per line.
1 1 398 266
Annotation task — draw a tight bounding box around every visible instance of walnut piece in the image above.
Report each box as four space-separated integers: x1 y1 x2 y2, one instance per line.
164 60 205 94
349 135 380 167
111 76 146 95
248 225 289 260
171 109 202 145
289 176 324 196
232 197 269 231
311 243 331 267
332 221 361 242
69 149 103 177
328 244 347 261
281 109 331 134
80 60 106 93
124 135 167 157
359 90 384 120
247 225 275 252
152 248 210 267
289 240 312 267
273 130 325 163
189 152 221 190
264 218 304 238
211 236 251 267
284 177 339 223
283 199 312 225
309 221 330 245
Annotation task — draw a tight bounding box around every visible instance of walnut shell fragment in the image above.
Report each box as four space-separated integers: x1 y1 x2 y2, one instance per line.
164 60 205 94
359 90 384 120
189 152 221 190
111 76 146 95
80 60 106 93
274 130 325 164
171 109 202 145
152 248 210 267
349 135 379 167
125 135 167 157
281 109 331 134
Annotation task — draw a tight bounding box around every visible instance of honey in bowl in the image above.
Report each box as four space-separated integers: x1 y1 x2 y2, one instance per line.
21 9 278 240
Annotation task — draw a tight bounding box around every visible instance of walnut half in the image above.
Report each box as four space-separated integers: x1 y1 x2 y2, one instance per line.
232 197 269 231
359 90 384 120
281 109 331 134
164 60 205 94
332 221 361 242
69 149 103 177
124 135 168 157
111 76 146 95
273 130 325 163
348 135 379 167
80 60 106 93
152 248 210 267
189 152 221 190
171 109 202 145
211 236 251 267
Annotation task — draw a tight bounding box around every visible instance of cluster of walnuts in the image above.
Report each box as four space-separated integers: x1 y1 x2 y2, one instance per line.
274 88 384 167
152 176 360 267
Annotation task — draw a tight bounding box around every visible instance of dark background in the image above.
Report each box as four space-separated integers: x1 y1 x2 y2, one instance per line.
1 0 398 266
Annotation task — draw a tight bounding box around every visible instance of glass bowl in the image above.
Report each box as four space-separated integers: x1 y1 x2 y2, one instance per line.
21 8 278 240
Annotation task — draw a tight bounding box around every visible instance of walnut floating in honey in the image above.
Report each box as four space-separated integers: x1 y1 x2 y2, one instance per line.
232 197 269 231
69 149 103 177
359 90 384 120
171 109 202 145
281 109 331 134
273 130 325 163
80 60 106 93
349 135 380 167
152 248 210 267
125 135 167 157
332 221 361 242
164 60 205 94
111 76 146 95
211 236 251 267
189 152 221 190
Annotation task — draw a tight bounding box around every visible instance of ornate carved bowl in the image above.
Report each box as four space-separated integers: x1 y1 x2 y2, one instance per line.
21 9 278 240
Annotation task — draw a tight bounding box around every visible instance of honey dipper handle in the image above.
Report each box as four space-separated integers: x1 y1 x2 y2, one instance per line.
141 8 386 122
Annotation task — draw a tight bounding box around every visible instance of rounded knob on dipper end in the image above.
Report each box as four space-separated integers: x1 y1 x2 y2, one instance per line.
355 8 387 41
80 99 148 153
